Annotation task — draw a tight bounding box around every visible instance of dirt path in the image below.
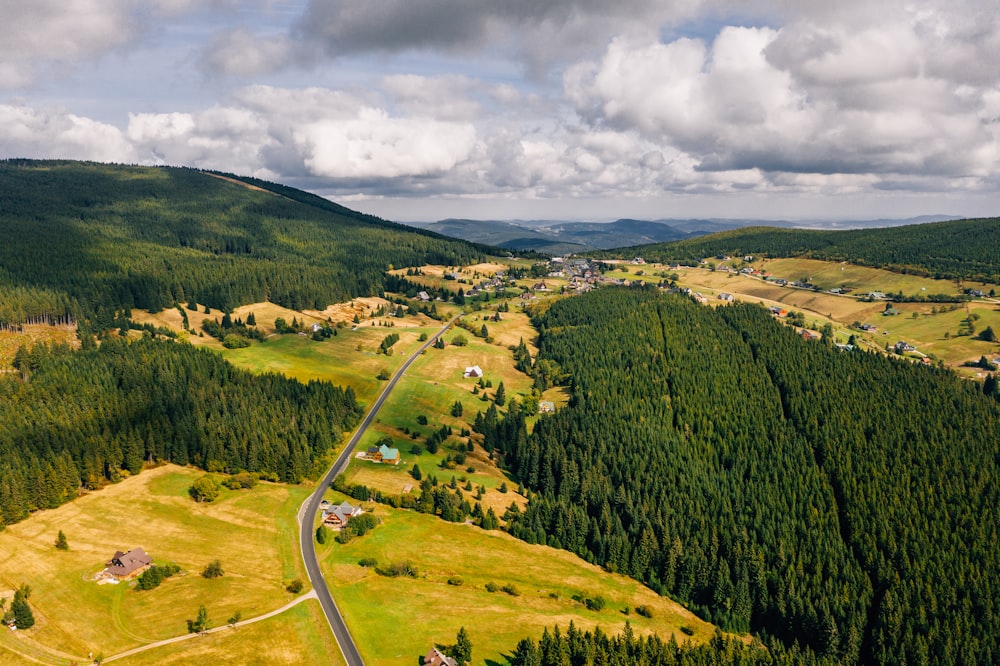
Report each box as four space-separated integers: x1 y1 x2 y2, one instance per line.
97 589 317 664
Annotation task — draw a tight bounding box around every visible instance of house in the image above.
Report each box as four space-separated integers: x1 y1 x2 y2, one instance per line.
417 291 430 302
860 323 877 332
883 306 899 316
894 341 916 353
801 329 821 340
424 647 458 666
379 444 401 465
322 501 363 529
463 365 483 378
310 323 322 333
868 291 887 300
718 293 734 302
538 400 555 414
519 292 533 300
532 282 549 291
105 547 152 580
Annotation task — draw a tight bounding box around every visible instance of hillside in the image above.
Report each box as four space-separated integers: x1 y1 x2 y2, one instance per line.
610 217 1000 282
0 160 486 327
484 287 1000 665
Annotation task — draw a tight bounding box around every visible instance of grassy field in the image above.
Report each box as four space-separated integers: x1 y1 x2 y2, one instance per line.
319 498 716 666
342 312 538 515
0 465 318 665
642 261 1000 370
112 600 345 666
0 324 78 369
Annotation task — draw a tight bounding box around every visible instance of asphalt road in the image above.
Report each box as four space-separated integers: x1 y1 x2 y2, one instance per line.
299 315 459 666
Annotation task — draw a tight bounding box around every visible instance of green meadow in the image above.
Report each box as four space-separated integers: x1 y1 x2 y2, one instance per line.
318 498 716 666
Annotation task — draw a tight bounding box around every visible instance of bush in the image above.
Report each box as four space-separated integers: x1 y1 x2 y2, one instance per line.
223 472 258 490
635 604 654 618
286 579 304 594
189 475 221 502
501 583 520 597
584 595 606 611
447 577 464 586
348 512 378 537
358 557 378 568
485 582 499 592
222 334 250 349
202 560 224 579
375 561 418 578
135 563 181 591
376 368 391 380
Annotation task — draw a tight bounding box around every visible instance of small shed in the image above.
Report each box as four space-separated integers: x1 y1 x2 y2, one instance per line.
463 365 483 378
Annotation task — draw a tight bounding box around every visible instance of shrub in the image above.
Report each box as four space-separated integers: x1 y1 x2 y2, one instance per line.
500 584 520 596
358 557 378 568
485 582 499 593
584 595 606 611
202 560 224 579
286 579 304 594
447 577 464 586
376 369 391 380
348 512 378 537
680 626 695 636
316 525 328 544
54 530 68 551
189 475 220 502
635 604 654 618
375 561 418 578
135 563 181 591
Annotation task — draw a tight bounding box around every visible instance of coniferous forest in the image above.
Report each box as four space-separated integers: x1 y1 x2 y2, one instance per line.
0 159 485 326
0 336 361 527
610 218 1000 283
480 288 998 666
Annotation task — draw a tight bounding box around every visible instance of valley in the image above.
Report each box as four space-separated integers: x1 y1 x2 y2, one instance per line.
1 161 998 666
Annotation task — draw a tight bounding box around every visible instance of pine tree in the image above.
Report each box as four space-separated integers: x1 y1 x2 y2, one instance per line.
452 626 473 665
12 585 34 629
54 530 68 551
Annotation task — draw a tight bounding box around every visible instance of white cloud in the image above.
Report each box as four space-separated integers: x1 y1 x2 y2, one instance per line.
202 28 296 77
0 105 134 162
294 109 477 179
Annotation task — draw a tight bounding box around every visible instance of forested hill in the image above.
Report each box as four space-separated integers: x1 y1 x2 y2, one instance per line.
0 159 487 326
0 336 362 527
606 217 1000 282
480 288 999 665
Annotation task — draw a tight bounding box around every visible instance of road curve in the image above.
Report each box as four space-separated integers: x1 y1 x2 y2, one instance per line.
299 315 459 666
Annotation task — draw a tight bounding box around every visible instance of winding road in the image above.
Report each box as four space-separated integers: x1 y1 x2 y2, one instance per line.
298 315 459 666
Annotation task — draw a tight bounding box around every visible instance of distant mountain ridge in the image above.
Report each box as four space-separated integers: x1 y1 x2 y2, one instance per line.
406 215 959 253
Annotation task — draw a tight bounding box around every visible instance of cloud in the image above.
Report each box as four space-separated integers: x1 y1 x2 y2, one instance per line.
0 105 135 162
201 28 296 77
565 12 1000 185
293 0 702 69
0 0 138 87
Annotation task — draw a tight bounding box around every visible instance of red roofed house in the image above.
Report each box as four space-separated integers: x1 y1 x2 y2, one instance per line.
105 547 152 580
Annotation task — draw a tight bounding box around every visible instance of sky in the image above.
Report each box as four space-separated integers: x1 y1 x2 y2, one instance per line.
1 0 998 222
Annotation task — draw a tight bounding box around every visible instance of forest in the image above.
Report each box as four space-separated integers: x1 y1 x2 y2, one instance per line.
0 336 361 527
507 622 828 666
478 287 999 666
607 218 1000 283
0 159 485 326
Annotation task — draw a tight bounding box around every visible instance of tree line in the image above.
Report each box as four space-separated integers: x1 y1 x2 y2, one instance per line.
477 287 999 665
604 218 1000 283
0 335 362 527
